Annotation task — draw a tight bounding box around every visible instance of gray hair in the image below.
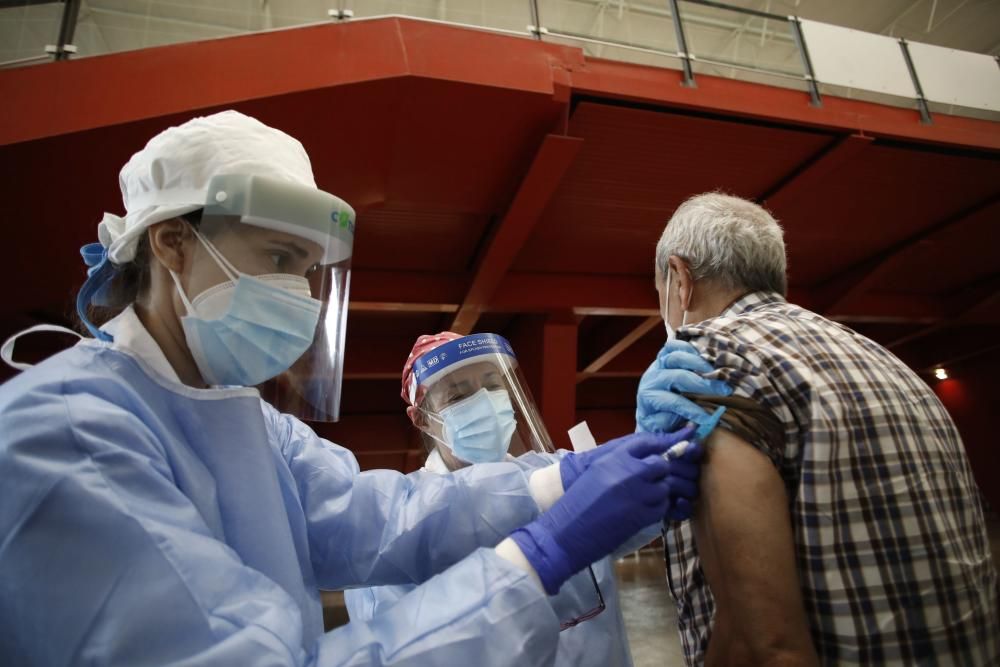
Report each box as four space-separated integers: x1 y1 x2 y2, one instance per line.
655 192 787 296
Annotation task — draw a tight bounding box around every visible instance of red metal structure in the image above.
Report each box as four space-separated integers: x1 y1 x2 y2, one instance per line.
1 18 997 501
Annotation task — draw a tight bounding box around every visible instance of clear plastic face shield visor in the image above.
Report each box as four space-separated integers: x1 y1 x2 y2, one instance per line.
409 333 555 468
410 334 606 629
188 174 355 421
410 334 604 629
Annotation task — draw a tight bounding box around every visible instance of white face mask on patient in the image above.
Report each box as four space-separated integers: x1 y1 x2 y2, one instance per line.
662 267 690 341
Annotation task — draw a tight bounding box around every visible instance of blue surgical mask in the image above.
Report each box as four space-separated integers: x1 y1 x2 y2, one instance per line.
438 388 517 464
169 228 321 387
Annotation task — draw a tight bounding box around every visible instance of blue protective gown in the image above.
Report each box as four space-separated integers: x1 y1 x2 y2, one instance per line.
346 452 650 667
0 338 561 665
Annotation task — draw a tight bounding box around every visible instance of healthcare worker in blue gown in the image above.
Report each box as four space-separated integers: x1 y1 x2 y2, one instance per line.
345 330 674 667
0 111 729 666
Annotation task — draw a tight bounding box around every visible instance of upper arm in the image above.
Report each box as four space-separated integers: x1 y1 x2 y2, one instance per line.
694 428 818 667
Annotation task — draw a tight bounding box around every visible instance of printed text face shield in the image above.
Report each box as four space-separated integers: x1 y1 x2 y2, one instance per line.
410 333 555 467
183 173 355 421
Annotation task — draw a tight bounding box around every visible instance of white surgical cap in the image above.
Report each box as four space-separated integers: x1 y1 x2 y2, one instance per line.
98 110 317 264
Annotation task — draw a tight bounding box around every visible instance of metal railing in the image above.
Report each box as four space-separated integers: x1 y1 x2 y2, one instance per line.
2 0 998 123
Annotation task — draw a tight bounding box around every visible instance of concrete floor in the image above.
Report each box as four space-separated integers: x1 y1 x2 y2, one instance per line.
615 548 686 667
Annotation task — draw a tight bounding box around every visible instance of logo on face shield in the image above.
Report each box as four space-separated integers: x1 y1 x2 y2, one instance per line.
331 210 355 234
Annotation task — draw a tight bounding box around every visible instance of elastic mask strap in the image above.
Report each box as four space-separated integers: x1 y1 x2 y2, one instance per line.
168 269 198 317
416 406 451 449
418 405 445 428
2 324 83 371
169 222 241 317
665 267 691 331
423 429 451 451
188 224 241 282
682 275 692 327
664 268 671 324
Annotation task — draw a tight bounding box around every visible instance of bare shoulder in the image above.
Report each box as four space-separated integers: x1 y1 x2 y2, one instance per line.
695 429 819 667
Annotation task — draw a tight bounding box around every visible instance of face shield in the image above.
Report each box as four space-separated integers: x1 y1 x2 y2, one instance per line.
408 333 555 467
186 173 355 421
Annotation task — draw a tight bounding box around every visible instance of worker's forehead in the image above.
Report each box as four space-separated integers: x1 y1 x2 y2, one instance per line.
429 362 504 392
427 361 504 403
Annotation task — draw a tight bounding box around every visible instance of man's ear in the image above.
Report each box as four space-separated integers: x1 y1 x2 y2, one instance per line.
147 219 194 273
668 255 695 312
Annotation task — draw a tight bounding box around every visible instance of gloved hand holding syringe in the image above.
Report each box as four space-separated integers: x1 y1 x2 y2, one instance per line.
664 405 727 460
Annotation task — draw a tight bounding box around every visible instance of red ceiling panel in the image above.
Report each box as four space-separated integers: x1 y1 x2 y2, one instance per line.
515 101 835 275
577 377 643 410
352 205 489 272
872 200 1000 296
382 79 564 212
776 143 1000 286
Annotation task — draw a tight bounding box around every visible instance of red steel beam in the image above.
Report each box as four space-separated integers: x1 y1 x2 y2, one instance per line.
491 274 660 314
350 269 948 324
923 342 1000 375
351 270 953 324
888 320 1000 372
450 134 583 334
758 134 874 206
580 337 1000 382
957 275 1000 322
887 273 1000 351
540 312 579 450
826 292 948 324
351 269 465 309
577 316 662 382
581 370 645 379
350 302 457 313
493 273 943 323
817 194 1000 315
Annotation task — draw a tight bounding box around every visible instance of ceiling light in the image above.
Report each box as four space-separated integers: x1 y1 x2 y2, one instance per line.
934 368 948 380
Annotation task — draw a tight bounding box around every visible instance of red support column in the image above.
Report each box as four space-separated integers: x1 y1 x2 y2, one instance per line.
540 312 578 451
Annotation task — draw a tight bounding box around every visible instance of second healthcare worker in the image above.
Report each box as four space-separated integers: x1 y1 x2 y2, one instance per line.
0 111 710 666
346 331 704 666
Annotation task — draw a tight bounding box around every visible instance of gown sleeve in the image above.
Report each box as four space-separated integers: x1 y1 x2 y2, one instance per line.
0 383 559 666
262 404 545 589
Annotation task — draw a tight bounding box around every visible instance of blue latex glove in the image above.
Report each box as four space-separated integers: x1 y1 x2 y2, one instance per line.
636 339 733 434
662 435 707 522
562 425 710 517
510 427 699 594
560 427 697 491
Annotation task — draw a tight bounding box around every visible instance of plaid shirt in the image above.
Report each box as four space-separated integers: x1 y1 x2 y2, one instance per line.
664 291 998 666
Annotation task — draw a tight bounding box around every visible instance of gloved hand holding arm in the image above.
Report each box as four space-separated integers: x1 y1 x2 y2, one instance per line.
506 429 701 594
636 339 732 434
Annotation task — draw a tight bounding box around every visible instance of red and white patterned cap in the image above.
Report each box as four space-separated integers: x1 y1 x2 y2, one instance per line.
401 331 462 423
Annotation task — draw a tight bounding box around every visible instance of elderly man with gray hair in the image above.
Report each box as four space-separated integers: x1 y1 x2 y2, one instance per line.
640 192 998 666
